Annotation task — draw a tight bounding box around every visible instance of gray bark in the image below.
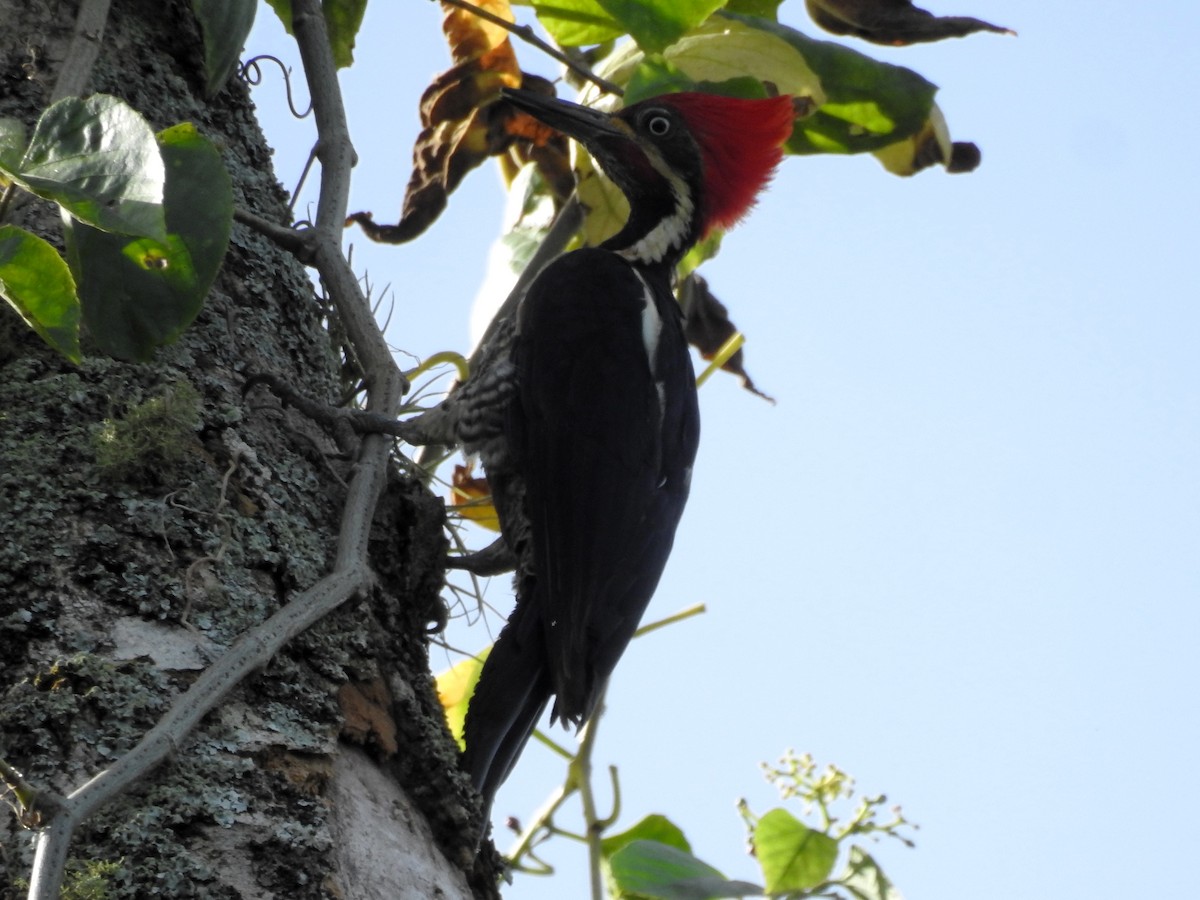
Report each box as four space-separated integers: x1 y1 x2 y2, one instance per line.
0 1 484 896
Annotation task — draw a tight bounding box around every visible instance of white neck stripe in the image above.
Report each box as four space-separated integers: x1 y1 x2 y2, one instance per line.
618 147 694 266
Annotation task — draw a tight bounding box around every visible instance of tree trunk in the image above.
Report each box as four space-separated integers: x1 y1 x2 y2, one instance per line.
0 2 483 897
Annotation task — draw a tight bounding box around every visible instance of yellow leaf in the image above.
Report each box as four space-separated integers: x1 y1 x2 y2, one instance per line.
435 650 490 749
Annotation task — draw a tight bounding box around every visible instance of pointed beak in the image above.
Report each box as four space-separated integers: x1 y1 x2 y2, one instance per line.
501 88 628 146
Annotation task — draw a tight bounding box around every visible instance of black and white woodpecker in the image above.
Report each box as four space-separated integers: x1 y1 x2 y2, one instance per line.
409 86 796 824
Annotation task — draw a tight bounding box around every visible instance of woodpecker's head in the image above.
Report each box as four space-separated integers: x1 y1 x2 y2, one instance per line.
503 87 795 267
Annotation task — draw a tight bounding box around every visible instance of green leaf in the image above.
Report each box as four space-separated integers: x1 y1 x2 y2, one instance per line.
838 847 903 900
263 0 367 68
157 123 233 289
18 95 166 240
624 57 698 104
0 225 81 363
191 0 257 94
596 0 728 53
67 123 232 361
626 57 773 105
721 12 936 155
583 16 825 114
435 648 490 750
574 148 631 248
264 0 291 29
0 117 27 176
754 808 839 894
609 840 764 900
602 814 693 859
724 0 781 17
584 14 944 160
323 0 367 68
531 0 626 47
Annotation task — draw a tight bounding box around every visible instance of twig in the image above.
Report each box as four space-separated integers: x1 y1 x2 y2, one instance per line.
505 778 578 866
435 0 624 98
634 602 707 638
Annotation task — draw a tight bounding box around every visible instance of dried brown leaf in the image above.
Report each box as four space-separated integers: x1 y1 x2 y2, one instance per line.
441 0 515 63
347 2 575 243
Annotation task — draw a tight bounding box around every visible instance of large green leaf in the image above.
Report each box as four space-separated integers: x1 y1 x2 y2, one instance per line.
608 840 763 900
596 0 728 53
264 0 367 68
724 13 936 155
581 16 825 110
754 808 839 894
601 813 693 859
191 0 257 94
68 123 232 361
582 12 953 173
17 95 166 240
0 225 81 363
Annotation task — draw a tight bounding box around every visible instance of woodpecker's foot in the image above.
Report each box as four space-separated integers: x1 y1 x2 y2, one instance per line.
447 536 517 576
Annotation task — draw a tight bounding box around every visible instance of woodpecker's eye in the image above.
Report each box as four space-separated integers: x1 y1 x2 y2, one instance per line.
646 113 672 137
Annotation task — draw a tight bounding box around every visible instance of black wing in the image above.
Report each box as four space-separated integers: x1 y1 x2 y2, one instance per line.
461 248 700 825
512 248 700 725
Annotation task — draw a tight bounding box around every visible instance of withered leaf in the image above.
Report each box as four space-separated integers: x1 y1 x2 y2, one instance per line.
442 0 515 63
450 463 501 532
348 2 571 244
805 0 1014 45
680 274 773 402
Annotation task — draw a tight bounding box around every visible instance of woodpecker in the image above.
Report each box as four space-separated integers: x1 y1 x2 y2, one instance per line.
444 87 796 824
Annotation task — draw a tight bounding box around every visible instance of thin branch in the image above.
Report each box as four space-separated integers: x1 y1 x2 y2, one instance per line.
634 602 707 639
505 779 578 866
435 0 624 98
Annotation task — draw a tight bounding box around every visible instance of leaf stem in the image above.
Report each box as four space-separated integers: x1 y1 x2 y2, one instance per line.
634 602 706 638
696 331 745 387
530 729 576 761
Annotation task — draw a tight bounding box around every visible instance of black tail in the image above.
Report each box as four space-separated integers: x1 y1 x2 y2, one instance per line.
460 602 551 828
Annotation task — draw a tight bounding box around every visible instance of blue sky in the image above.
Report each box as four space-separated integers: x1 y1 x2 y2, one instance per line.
248 2 1199 897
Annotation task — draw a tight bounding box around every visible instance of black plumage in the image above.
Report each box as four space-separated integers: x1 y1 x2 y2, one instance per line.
461 249 699 810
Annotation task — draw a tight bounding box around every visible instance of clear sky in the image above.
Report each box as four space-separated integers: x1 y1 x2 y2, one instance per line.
248 3 1199 898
